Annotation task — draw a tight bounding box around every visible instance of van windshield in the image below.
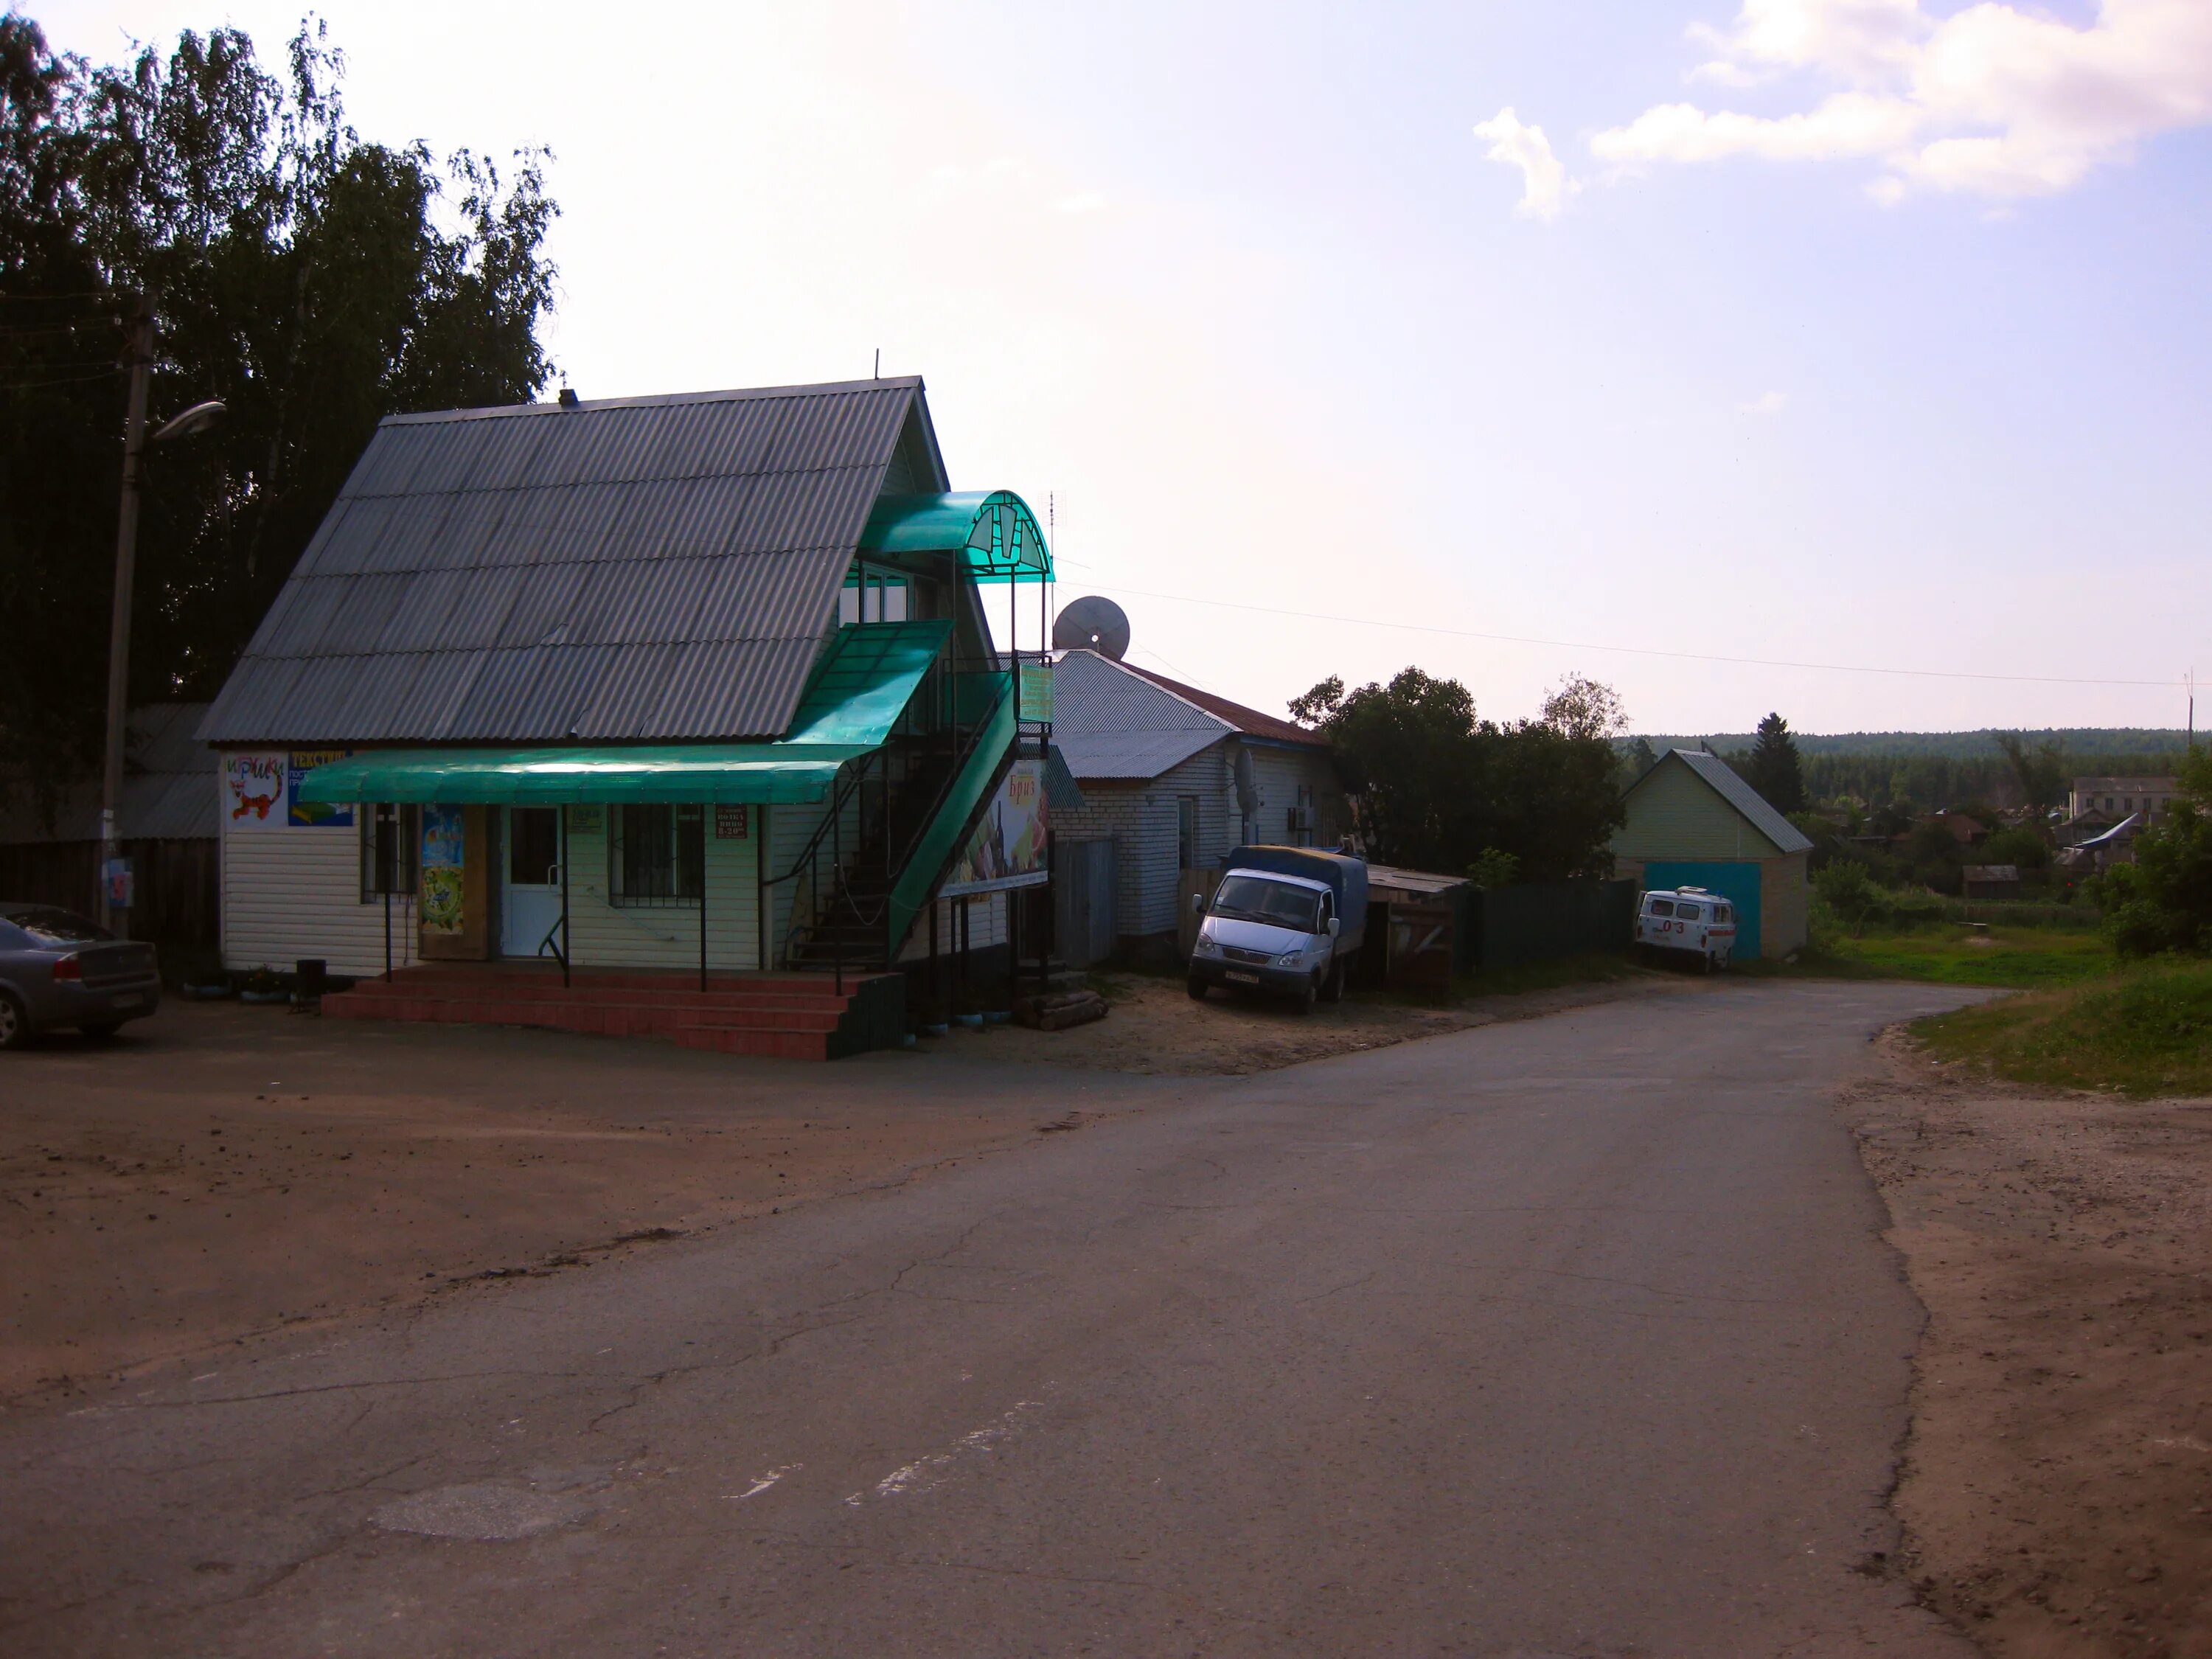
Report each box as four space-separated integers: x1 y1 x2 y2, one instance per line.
1212 875 1323 933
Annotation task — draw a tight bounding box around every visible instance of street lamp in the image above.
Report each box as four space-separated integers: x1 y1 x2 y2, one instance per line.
99 289 225 933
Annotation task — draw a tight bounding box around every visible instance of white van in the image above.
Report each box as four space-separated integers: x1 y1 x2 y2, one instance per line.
1635 886 1736 971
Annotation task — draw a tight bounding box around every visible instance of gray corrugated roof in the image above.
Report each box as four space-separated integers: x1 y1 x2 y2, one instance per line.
1666 748 1815 855
0 705 218 842
199 379 941 746
1049 650 1231 779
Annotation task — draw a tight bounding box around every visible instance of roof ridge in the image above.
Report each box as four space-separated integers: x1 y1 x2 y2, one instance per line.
380 376 925 427
1117 659 1324 745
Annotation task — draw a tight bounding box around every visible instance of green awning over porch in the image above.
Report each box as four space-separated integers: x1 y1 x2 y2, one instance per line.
294 743 874 806
295 619 956 807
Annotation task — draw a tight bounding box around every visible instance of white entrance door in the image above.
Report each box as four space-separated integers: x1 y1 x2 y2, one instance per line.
501 807 564 959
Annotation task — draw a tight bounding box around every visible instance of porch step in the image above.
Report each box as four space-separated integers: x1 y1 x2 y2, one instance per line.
321 966 905 1060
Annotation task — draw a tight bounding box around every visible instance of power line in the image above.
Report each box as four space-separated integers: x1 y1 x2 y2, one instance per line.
0 367 121 393
1053 564 2180 690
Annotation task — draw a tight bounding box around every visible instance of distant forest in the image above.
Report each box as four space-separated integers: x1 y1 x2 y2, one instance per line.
1628 729 2197 813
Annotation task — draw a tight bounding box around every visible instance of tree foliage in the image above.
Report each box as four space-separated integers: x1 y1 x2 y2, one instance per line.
1745 712 1806 814
1994 731 2069 821
1290 669 1627 882
0 15 557 784
2093 750 2212 958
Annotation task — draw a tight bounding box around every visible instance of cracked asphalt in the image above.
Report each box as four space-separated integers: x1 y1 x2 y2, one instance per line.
1 978 1988 1656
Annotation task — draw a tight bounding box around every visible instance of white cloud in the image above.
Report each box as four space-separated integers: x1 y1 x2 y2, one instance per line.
1054 190 1107 215
1473 107 1580 219
1587 0 2212 201
1741 389 1788 415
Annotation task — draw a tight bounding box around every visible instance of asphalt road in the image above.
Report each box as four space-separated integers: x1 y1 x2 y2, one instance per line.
1 978 1986 1657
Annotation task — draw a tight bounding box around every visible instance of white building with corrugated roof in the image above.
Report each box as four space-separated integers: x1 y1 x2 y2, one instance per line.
1047 649 1346 960
195 377 1065 1055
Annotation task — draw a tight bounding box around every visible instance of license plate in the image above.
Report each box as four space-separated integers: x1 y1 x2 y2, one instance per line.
1225 970 1261 985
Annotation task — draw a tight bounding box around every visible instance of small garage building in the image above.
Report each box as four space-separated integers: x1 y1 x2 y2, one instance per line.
1611 748 1812 959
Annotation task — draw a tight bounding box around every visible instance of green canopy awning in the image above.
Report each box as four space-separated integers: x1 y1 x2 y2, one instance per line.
861 490 1052 583
294 619 956 807
782 619 950 743
295 743 874 806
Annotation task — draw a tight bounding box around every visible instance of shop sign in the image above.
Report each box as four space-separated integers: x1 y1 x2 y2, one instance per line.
942 759 1049 896
286 749 355 827
224 751 287 827
714 804 750 841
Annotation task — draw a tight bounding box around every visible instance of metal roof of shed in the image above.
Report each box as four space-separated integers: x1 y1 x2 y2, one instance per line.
199 378 943 748
1048 649 1231 779
0 705 218 843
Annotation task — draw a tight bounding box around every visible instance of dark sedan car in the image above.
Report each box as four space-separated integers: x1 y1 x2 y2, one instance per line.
0 904 161 1049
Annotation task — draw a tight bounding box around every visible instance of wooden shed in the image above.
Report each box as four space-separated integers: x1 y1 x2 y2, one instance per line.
1610 748 1812 959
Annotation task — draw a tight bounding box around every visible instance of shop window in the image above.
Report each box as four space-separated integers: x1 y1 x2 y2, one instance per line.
359 804 420 901
610 804 703 906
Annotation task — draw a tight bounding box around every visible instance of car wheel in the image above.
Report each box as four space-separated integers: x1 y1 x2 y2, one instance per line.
1321 957 1346 1004
1295 974 1318 1015
79 1022 123 1041
1186 971 1208 1001
0 992 27 1051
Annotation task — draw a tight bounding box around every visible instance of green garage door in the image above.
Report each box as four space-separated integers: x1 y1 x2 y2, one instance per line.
1640 861 1762 959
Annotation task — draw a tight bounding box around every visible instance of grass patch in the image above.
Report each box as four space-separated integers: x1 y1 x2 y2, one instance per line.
1811 925 2117 989
1915 959 2212 1097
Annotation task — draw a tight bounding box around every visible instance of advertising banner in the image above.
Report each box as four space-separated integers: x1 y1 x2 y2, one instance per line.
420 805 466 934
942 759 1049 897
286 748 355 827
223 751 287 828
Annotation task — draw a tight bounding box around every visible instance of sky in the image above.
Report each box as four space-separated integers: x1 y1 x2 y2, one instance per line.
34 0 2212 736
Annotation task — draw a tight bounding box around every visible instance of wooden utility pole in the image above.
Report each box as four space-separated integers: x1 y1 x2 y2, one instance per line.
100 293 156 936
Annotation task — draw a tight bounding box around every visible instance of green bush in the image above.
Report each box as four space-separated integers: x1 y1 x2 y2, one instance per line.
2090 751 2212 958
1813 860 1884 934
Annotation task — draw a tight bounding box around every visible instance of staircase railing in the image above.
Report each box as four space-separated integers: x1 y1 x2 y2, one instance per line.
759 667 1015 991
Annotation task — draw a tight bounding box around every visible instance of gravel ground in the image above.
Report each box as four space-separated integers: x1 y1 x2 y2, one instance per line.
1842 1032 2212 1658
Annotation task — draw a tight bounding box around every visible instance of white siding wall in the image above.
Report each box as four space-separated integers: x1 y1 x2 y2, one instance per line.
1051 742 1237 940
563 810 759 970
218 792 765 977
1242 743 1344 847
220 815 417 978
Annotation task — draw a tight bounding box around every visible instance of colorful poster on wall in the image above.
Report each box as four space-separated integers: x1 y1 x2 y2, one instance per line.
941 759 1049 897
223 751 287 828
420 805 466 933
286 748 355 827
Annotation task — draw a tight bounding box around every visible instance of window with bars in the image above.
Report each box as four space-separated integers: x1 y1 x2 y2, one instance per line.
359 804 420 901
609 804 703 906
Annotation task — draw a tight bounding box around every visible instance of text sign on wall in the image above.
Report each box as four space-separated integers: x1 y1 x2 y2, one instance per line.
224 751 287 828
286 748 355 827
714 804 750 841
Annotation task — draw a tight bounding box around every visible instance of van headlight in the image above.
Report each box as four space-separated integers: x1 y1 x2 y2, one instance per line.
1192 933 1221 958
1276 950 1303 967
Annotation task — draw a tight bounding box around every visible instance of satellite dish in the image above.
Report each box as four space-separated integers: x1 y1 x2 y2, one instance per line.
1053 594 1130 661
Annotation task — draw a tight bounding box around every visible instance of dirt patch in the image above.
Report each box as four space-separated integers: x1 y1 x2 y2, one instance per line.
943 967 1701 1076
1840 1032 2212 1657
0 1001 1175 1408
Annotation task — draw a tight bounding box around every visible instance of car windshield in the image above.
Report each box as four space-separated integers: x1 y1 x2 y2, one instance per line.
1 905 111 943
1211 875 1323 933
